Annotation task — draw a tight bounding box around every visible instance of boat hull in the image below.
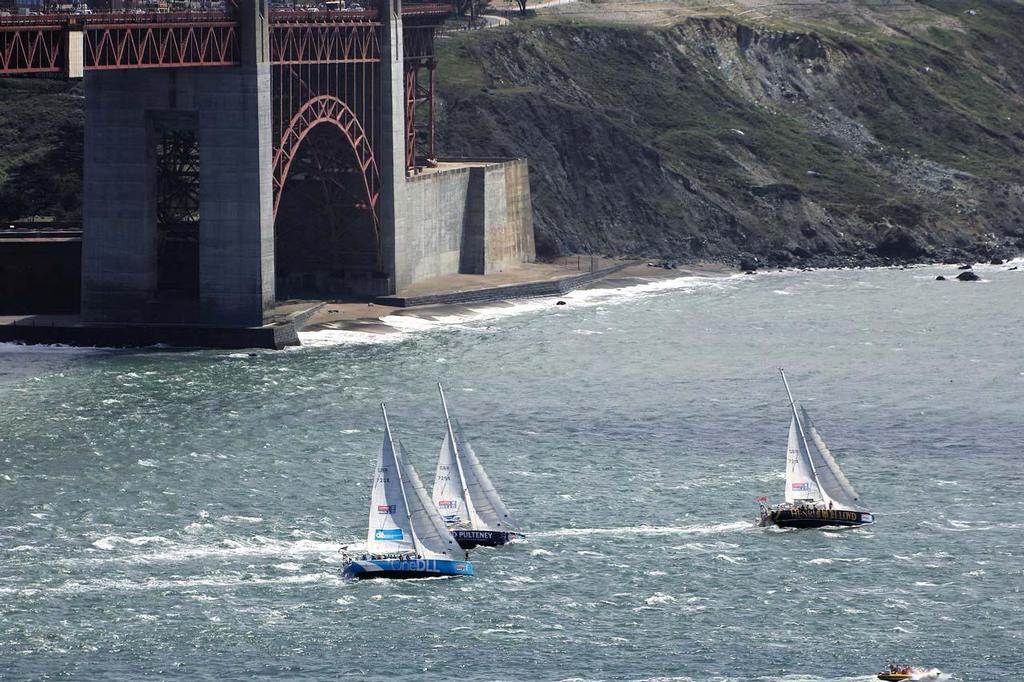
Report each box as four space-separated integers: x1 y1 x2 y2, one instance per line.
451 529 524 549
342 558 474 580
761 507 874 529
877 675 913 681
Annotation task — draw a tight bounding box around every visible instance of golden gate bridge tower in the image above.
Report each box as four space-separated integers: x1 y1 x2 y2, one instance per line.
0 0 534 330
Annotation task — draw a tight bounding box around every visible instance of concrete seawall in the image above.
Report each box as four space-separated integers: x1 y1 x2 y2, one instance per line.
395 158 536 291
375 262 631 307
0 321 299 350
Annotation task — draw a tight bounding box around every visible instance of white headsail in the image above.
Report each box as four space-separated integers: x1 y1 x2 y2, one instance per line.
454 425 516 530
784 415 823 504
366 406 416 554
432 387 478 528
399 443 462 559
801 406 863 510
780 369 829 506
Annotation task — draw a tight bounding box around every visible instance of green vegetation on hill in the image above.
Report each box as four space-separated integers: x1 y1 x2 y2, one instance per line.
0 79 84 222
436 1 1024 263
0 1 1022 267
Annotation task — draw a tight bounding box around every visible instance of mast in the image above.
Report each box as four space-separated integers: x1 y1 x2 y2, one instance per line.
438 382 479 528
381 402 420 555
779 368 826 501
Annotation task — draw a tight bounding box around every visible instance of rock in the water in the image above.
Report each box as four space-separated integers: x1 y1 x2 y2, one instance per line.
744 270 757 276
956 271 981 281
958 263 973 270
990 258 1005 265
1009 266 1019 271
739 257 759 272
556 300 567 305
935 275 947 281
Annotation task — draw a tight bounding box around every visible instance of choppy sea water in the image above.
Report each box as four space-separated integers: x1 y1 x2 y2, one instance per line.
1 263 1022 681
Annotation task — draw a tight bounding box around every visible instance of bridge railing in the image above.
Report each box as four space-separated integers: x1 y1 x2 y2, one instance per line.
0 5 450 75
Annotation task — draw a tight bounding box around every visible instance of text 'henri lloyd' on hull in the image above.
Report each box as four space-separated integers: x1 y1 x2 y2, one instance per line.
342 403 473 580
758 369 875 529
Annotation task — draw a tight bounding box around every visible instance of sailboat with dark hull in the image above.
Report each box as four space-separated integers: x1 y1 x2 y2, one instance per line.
342 403 473 580
759 370 875 529
433 384 523 549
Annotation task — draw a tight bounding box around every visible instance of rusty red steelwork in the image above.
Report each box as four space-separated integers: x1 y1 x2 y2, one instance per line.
0 5 450 248
0 19 66 75
271 16 381 66
85 20 239 70
0 5 448 73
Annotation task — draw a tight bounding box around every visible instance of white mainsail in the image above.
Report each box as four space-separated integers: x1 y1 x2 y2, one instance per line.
801 406 863 510
784 416 823 504
454 425 516 530
432 428 477 528
399 443 461 559
434 383 515 531
366 409 416 554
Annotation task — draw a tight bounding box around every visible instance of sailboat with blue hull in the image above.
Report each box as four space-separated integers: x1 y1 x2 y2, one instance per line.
343 403 474 580
759 369 875 529
432 384 523 549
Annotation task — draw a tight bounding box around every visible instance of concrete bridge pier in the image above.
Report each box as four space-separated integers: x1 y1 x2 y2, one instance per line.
82 0 275 326
376 0 407 298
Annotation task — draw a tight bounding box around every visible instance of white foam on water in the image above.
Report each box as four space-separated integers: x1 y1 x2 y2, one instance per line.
216 515 263 524
643 593 677 606
78 535 350 565
296 273 743 347
296 328 407 348
0 571 349 596
0 342 104 355
91 535 172 550
806 557 869 565
534 521 752 539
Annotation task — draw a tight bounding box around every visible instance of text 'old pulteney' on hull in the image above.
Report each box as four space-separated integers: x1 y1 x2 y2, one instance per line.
432 383 524 549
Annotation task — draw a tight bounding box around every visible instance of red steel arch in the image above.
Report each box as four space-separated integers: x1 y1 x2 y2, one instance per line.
272 94 381 241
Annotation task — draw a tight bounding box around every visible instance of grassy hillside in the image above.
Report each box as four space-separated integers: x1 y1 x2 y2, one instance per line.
1 1 1022 267
435 0 1024 264
0 79 84 222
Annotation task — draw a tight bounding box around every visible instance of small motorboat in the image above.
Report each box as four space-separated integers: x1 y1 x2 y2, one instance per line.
342 403 473 580
877 665 943 681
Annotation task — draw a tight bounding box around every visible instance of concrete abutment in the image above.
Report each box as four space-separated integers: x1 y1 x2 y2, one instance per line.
80 0 535 330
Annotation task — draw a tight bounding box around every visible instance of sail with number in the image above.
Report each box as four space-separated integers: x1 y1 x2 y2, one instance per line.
801 406 863 510
784 415 822 504
366 425 415 554
398 443 461 559
432 430 477 527
453 424 516 530
760 369 873 529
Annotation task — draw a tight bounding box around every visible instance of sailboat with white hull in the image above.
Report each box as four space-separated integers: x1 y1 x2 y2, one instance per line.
759 369 875 529
342 403 474 580
433 384 524 549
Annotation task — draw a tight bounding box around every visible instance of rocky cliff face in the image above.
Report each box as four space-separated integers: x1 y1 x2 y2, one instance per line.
435 4 1024 266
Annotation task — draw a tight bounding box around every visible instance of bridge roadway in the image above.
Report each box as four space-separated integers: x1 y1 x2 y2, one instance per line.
0 4 448 75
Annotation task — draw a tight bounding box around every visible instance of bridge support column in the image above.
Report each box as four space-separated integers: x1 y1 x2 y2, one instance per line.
82 0 275 327
377 0 407 293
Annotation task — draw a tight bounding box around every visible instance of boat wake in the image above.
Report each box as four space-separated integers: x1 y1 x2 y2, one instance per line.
71 534 353 565
533 521 752 539
0 571 350 596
